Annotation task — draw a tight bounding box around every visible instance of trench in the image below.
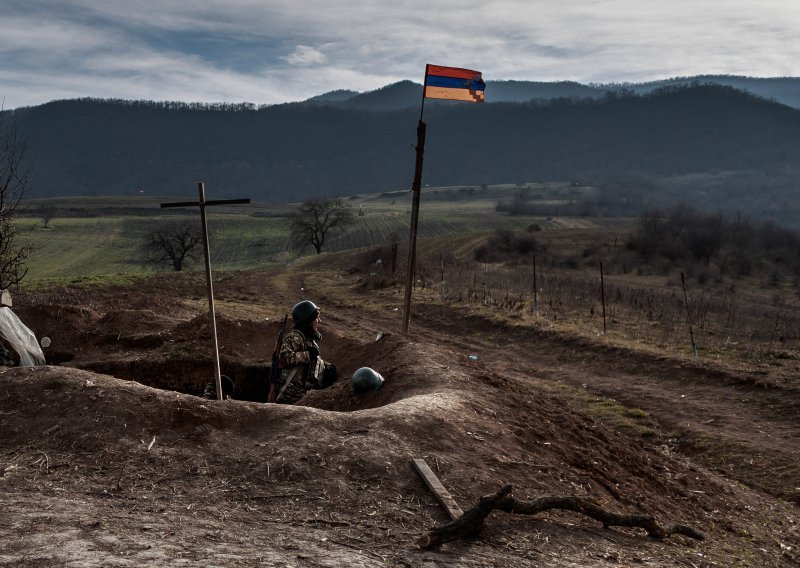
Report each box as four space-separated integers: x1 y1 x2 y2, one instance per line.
79 356 274 401
70 330 406 412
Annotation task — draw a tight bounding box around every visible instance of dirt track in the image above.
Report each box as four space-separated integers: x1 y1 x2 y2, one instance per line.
1 265 799 566
402 302 800 506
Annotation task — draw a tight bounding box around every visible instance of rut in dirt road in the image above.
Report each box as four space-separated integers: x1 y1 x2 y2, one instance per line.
403 301 800 505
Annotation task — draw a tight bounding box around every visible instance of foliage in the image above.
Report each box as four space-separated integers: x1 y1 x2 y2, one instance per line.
0 115 34 288
474 229 539 263
144 223 203 271
627 206 800 281
290 198 355 254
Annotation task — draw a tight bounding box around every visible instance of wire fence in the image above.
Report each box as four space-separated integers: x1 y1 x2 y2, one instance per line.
361 245 800 361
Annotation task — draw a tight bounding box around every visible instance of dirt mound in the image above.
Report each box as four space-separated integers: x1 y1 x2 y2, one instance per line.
2 346 797 566
1 272 799 566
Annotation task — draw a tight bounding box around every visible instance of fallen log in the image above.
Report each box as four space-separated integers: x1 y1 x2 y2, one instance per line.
417 484 705 549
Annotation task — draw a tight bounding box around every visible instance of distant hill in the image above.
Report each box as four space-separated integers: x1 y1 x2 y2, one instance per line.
305 75 800 110
623 75 800 109
5 83 800 225
339 80 422 111
307 80 607 110
306 89 360 103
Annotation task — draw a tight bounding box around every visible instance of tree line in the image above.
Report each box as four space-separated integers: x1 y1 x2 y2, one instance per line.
7 85 800 222
627 206 800 284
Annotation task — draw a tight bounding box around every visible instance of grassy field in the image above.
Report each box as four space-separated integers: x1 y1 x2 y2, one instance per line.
18 183 586 286
16 183 800 375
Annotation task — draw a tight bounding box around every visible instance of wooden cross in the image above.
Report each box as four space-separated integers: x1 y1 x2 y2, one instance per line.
161 182 250 400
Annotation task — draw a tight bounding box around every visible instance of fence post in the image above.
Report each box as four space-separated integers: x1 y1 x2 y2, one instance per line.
681 272 699 358
532 254 539 317
440 251 445 301
483 261 488 304
600 262 607 334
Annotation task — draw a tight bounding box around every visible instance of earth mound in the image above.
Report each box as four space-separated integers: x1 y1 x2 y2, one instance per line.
1 272 798 566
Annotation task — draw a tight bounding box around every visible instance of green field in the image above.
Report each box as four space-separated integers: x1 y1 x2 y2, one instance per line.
18 183 588 286
17 186 800 374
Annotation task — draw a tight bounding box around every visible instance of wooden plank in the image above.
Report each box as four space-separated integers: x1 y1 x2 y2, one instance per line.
411 458 464 520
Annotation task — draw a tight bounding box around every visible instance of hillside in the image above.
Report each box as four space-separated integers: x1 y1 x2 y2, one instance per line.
6 85 800 226
311 76 800 110
1 260 798 566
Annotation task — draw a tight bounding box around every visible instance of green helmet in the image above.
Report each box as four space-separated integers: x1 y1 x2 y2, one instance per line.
352 367 385 394
291 300 319 326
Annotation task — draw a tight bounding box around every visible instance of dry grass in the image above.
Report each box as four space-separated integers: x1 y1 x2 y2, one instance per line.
350 227 800 379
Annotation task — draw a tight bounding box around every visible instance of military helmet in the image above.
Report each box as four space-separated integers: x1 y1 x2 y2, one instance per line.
352 367 385 394
220 374 235 397
291 300 319 325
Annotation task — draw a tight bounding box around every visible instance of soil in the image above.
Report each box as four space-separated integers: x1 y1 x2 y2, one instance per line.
1 264 798 567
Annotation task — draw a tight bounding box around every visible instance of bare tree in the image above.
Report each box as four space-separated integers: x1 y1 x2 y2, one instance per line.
290 198 355 254
0 114 34 288
144 223 202 271
38 204 58 229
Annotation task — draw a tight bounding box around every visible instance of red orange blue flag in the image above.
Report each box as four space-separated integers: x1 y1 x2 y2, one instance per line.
424 64 485 103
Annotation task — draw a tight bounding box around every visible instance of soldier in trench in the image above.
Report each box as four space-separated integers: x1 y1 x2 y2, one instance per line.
275 300 337 404
202 374 236 400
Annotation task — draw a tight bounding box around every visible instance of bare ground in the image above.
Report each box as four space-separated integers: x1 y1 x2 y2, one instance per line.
1 264 798 567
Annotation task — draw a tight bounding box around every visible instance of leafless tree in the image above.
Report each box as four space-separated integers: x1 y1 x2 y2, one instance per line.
0 114 34 288
38 204 58 228
290 198 355 254
144 223 202 271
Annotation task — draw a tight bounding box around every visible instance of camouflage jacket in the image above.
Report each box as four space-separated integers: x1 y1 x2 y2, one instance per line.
277 329 324 403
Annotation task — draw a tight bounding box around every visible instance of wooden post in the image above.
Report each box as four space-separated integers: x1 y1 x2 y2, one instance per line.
401 119 427 334
600 262 607 334
440 251 445 301
680 272 698 358
161 184 250 400
411 458 463 521
197 183 223 400
532 254 539 317
483 261 488 304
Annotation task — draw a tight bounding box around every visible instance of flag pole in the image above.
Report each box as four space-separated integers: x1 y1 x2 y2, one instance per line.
401 65 429 335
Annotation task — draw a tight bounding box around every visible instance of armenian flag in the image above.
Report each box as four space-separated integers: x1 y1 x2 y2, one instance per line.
424 64 485 103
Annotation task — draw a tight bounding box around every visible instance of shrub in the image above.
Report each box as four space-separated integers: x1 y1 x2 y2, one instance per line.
473 229 539 262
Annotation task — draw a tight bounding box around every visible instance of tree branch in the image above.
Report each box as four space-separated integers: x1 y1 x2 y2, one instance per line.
417 485 704 549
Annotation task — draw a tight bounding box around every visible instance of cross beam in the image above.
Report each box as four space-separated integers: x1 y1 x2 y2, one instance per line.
161 182 250 400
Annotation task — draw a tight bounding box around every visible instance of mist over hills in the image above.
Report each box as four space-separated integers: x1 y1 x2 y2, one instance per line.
5 77 800 225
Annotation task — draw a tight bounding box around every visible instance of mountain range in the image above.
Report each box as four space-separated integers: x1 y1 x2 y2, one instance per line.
4 76 800 225
309 76 800 110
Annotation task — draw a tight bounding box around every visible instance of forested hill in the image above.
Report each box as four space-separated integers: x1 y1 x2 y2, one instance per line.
315 76 800 110
8 84 800 203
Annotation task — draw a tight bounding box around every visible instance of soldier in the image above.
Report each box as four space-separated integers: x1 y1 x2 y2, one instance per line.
202 374 235 400
276 300 337 404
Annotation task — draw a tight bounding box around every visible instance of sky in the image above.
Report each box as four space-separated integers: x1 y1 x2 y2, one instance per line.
2 0 799 110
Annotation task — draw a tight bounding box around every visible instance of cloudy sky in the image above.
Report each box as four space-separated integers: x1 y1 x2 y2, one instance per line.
2 0 798 109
